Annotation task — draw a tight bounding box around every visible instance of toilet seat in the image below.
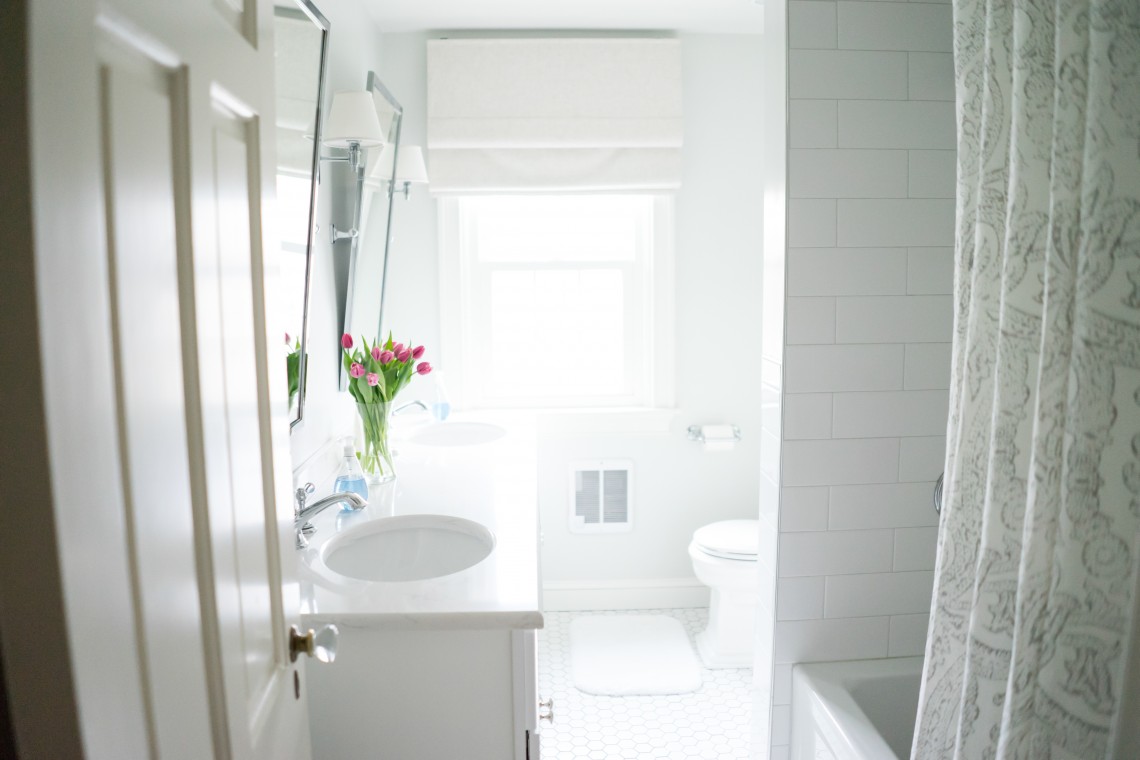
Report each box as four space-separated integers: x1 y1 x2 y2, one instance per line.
692 520 759 562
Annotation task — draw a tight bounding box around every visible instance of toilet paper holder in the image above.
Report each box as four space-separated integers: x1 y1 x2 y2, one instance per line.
686 425 742 443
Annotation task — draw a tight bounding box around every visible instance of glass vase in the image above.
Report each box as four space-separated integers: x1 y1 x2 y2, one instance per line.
355 401 395 484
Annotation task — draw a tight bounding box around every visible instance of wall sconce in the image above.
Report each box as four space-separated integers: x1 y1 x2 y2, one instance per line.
367 145 429 199
322 91 385 243
323 91 385 171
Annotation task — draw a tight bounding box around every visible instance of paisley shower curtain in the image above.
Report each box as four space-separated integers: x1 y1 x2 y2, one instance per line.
912 0 1140 758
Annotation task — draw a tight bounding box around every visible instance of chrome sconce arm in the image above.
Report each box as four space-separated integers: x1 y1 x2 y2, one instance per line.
319 88 391 245
320 142 378 245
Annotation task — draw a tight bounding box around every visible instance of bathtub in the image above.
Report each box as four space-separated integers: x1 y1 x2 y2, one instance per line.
790 657 923 760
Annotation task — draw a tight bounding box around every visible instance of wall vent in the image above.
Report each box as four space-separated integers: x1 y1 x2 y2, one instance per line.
569 460 633 533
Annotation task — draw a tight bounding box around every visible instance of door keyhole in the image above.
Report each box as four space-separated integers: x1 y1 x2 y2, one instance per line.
294 670 301 700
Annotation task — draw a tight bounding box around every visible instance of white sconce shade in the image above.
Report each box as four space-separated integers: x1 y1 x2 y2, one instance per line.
369 144 429 185
323 91 385 148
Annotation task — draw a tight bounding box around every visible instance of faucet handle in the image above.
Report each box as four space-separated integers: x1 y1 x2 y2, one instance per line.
295 482 316 515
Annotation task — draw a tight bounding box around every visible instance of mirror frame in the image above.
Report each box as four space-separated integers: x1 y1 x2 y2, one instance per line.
366 70 403 338
275 0 330 429
340 71 403 384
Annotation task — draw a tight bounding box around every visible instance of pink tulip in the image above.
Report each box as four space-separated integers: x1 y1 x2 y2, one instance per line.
379 350 395 364
367 372 379 387
285 332 291 344
350 362 365 378
416 362 432 375
392 343 405 354
341 333 353 350
371 346 382 361
412 345 425 359
397 348 411 363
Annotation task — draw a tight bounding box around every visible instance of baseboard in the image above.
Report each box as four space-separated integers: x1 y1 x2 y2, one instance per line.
543 577 709 611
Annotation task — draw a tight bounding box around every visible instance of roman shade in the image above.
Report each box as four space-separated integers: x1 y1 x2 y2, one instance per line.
426 38 683 193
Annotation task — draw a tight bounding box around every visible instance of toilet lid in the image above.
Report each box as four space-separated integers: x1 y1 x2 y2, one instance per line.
693 520 760 560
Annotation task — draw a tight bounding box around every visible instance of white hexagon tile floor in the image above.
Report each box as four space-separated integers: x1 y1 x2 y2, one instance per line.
537 608 753 759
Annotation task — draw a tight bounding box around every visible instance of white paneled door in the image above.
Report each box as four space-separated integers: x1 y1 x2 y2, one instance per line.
24 0 307 758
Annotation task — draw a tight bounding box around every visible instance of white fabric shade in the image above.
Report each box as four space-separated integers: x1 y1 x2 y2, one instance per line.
367 144 429 184
324 91 385 148
426 38 683 193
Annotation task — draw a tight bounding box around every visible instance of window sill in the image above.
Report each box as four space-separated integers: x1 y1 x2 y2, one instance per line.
437 406 679 435
532 406 679 435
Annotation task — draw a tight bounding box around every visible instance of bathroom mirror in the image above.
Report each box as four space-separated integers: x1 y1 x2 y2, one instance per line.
340 72 402 358
273 0 329 427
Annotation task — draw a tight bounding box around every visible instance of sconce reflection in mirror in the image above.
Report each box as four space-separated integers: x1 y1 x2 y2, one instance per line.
320 74 416 387
367 144 429 199
321 90 387 244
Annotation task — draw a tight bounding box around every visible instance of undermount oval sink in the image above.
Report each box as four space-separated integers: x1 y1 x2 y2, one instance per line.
408 422 507 447
321 515 495 582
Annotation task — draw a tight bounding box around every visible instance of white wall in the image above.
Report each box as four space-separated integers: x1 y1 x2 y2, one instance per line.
289 0 387 468
377 32 766 596
760 2 955 757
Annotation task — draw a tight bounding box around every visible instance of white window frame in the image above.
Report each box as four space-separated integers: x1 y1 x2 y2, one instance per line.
439 195 675 411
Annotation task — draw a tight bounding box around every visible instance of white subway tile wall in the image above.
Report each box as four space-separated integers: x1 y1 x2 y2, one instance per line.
789 100 838 149
787 247 908 296
789 50 908 100
838 101 956 149
908 53 955 101
776 576 826 620
907 247 955 294
765 3 954 754
789 1 838 49
785 344 905 392
782 393 833 440
904 342 953 389
836 2 952 53
836 199 956 246
893 526 940 571
823 570 935 618
785 297 838 345
908 150 957 198
774 616 890 664
789 149 908 198
888 613 932 657
788 198 837 246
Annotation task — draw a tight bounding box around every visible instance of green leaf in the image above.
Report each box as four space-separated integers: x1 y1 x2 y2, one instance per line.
373 365 387 396
286 351 301 397
354 374 371 400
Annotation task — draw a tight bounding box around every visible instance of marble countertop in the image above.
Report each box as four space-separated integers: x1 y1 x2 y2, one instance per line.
298 413 543 631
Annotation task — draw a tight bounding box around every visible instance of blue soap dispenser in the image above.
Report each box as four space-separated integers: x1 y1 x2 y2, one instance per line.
332 440 369 506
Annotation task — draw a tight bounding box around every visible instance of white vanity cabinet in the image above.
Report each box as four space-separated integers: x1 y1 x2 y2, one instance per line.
298 419 545 758
305 624 544 759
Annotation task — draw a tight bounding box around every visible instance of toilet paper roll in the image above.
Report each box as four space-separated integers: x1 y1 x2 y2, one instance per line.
701 425 737 452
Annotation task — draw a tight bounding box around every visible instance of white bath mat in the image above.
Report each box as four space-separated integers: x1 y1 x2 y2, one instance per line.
569 615 702 696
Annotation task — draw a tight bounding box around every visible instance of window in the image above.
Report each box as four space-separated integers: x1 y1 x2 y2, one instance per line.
441 195 673 409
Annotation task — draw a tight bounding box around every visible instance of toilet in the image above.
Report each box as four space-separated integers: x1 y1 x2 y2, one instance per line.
689 519 761 668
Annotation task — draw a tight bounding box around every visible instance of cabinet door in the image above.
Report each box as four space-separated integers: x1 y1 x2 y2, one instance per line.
512 629 541 760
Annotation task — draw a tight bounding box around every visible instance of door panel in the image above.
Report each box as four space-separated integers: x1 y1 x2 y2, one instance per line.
24 0 308 757
208 103 292 751
99 38 215 759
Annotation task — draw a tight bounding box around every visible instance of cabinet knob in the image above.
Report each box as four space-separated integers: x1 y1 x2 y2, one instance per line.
539 697 554 724
289 624 339 664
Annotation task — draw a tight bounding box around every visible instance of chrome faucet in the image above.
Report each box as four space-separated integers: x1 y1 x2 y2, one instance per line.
393 399 428 415
294 482 367 549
